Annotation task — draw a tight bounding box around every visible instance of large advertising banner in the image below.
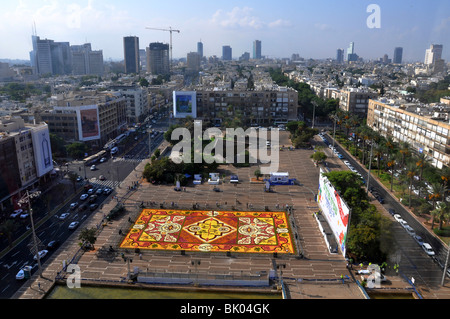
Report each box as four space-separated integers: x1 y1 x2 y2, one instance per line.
31 125 54 177
77 105 100 141
317 168 350 257
173 91 197 118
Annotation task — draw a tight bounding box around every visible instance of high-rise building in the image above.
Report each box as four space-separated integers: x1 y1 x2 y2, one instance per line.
187 52 201 73
123 36 140 74
222 46 232 61
197 41 203 58
147 42 170 75
393 47 403 64
253 40 262 59
139 49 147 71
30 36 73 75
425 44 443 65
336 49 344 63
71 43 104 76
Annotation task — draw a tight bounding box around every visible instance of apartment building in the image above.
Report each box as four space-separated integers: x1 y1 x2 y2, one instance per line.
194 86 298 126
0 117 54 211
39 91 127 149
367 99 450 169
339 88 379 118
109 85 149 124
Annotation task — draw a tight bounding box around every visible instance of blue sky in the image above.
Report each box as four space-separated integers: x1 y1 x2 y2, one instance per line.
1 0 449 62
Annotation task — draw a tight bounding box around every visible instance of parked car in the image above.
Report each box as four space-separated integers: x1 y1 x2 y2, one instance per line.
387 208 396 216
404 225 416 236
393 214 403 223
422 243 435 256
68 221 79 230
413 235 424 246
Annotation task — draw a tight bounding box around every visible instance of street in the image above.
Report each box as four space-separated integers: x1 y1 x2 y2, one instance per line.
0 121 166 299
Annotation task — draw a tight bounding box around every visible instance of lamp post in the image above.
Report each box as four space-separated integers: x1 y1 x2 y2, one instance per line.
18 190 43 278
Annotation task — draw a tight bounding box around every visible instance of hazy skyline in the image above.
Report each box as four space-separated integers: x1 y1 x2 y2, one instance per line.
1 0 449 62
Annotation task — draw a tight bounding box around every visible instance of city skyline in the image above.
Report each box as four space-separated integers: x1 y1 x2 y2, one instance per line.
0 0 449 62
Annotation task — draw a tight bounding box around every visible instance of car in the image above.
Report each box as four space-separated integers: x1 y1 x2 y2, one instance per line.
76 176 82 182
68 221 79 230
99 157 107 163
89 203 99 211
80 194 89 201
70 202 79 210
337 154 344 159
90 165 96 171
343 160 350 166
33 250 48 260
84 184 93 191
404 225 416 236
103 188 112 195
96 188 104 195
87 188 96 195
89 195 98 203
393 214 403 222
47 240 60 250
422 243 435 256
413 235 424 246
387 208 396 216
230 175 239 183
59 212 70 220
399 220 408 228
10 209 23 218
98 175 106 181
79 203 88 211
19 212 29 219
16 265 32 280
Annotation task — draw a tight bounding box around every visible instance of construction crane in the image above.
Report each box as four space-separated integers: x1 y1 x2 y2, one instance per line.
145 26 180 71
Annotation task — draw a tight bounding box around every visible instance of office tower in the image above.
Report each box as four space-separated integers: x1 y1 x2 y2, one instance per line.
187 52 201 73
393 47 403 64
425 44 443 65
253 40 262 59
222 45 232 61
71 43 104 76
147 42 170 75
240 52 250 61
123 36 140 74
346 42 358 62
197 41 203 58
31 36 73 75
336 49 344 63
139 49 147 71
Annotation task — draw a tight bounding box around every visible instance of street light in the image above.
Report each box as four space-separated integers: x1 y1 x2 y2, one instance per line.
18 190 43 278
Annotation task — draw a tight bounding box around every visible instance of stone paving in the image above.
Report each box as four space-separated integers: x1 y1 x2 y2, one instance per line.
14 131 443 299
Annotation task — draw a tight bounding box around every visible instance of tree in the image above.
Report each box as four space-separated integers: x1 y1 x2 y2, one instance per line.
311 151 327 165
66 142 89 159
254 169 262 181
50 133 66 157
139 78 149 87
78 227 97 250
67 171 79 194
406 162 418 208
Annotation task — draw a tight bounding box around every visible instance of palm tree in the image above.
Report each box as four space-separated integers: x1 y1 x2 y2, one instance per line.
431 203 450 231
398 141 410 167
406 162 418 208
429 182 443 210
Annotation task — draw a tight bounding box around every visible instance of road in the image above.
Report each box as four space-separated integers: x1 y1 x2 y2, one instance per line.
321 132 449 290
0 121 166 299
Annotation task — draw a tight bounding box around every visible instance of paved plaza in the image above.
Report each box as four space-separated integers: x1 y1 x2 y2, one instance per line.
13 131 429 299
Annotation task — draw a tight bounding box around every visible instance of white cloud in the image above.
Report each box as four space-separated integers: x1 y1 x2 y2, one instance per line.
268 19 292 29
210 7 264 30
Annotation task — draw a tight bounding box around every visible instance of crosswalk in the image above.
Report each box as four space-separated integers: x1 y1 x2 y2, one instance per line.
112 156 148 164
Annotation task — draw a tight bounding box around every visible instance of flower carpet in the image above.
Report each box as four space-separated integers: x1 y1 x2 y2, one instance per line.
120 209 295 254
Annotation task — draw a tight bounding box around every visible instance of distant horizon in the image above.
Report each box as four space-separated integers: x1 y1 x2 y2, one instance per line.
1 0 449 62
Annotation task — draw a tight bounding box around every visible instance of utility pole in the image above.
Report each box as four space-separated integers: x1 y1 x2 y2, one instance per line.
366 139 374 195
19 190 43 278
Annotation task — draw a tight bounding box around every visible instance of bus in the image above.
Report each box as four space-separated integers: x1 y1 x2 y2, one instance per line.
83 150 107 166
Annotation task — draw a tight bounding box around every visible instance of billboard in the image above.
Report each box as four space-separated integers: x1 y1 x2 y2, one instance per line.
31 125 54 177
317 168 350 257
173 91 197 118
77 105 100 141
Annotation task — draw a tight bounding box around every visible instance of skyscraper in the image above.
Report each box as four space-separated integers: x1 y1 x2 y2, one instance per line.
71 43 104 76
123 36 140 74
222 46 232 61
253 40 262 59
393 47 403 64
147 43 170 75
197 41 203 58
425 44 443 65
31 36 72 75
336 49 344 64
